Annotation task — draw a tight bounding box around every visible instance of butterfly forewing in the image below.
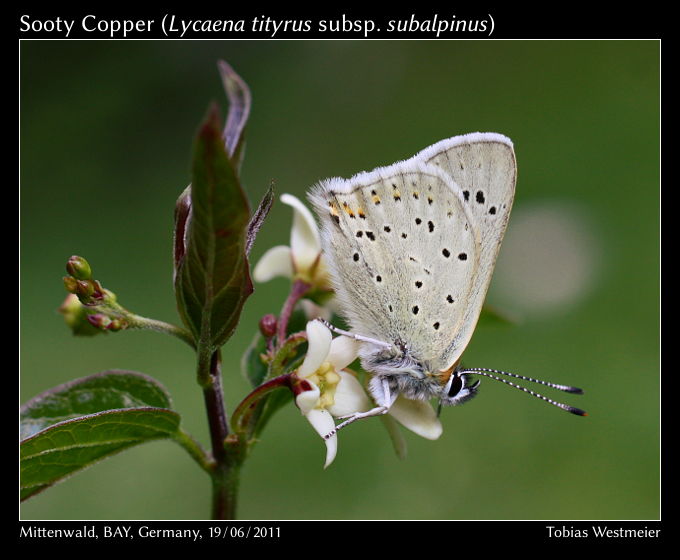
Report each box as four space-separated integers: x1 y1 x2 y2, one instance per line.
310 159 481 370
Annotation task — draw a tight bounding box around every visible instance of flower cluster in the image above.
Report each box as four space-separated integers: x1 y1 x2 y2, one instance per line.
61 256 129 334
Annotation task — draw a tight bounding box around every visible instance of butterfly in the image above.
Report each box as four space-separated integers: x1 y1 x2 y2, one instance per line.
308 133 585 438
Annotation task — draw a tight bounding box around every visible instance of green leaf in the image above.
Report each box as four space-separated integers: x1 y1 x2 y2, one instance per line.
20 370 174 438
20 371 180 501
175 104 253 350
173 62 251 276
241 331 270 388
251 388 293 440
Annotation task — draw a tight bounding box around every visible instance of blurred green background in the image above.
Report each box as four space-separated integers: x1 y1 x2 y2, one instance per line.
20 40 659 520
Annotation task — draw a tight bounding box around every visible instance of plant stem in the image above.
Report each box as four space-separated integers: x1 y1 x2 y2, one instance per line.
130 314 196 349
196 278 312 518
211 460 240 520
277 278 311 346
200 349 242 519
173 428 214 472
203 351 228 463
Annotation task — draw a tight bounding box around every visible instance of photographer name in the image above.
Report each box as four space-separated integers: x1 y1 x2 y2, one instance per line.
547 525 660 539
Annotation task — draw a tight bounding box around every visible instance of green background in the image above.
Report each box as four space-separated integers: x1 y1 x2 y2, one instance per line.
20 40 659 520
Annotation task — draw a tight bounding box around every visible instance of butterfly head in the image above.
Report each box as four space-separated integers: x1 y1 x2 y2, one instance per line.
439 368 480 407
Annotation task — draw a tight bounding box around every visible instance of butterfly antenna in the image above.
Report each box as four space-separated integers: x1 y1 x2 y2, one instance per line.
464 367 584 393
459 368 587 416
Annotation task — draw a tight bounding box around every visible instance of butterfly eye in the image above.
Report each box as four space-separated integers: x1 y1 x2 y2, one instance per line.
438 372 479 412
447 373 464 397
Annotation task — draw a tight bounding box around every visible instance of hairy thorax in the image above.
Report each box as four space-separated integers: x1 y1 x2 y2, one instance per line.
360 344 444 401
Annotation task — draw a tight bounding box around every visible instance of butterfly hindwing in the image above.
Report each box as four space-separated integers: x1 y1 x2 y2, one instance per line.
415 133 516 369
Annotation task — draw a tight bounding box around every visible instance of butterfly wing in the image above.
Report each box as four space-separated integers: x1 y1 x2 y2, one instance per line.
309 159 481 370
415 133 516 370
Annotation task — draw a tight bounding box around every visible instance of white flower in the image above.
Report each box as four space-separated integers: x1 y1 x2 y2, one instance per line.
253 194 330 290
294 320 368 468
294 321 443 468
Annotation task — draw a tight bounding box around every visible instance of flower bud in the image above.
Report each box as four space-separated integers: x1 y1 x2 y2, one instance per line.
76 280 95 300
259 314 278 338
58 295 102 336
63 276 79 294
83 312 128 332
86 313 112 330
66 255 92 280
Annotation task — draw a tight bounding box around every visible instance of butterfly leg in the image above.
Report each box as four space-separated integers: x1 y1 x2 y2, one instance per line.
313 317 393 350
323 377 395 440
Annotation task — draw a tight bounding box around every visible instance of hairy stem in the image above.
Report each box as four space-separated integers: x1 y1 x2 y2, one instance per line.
199 350 244 519
129 314 196 349
203 351 229 464
211 460 240 520
173 428 214 472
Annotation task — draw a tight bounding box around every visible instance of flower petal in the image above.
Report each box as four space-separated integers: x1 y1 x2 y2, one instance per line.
305 408 338 468
253 245 293 282
327 370 372 417
295 381 320 416
389 396 443 440
281 193 321 271
297 321 332 378
326 336 360 371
